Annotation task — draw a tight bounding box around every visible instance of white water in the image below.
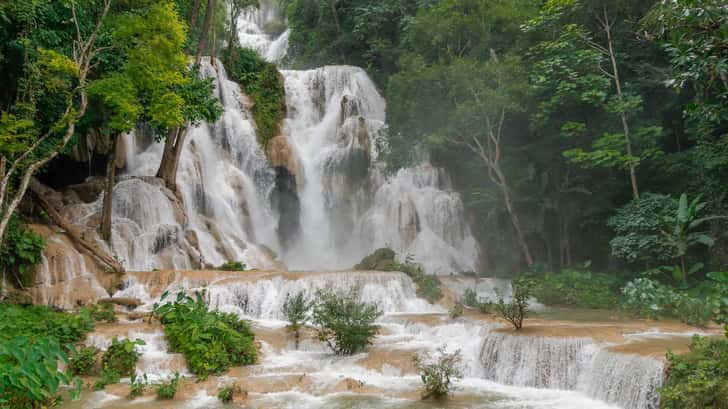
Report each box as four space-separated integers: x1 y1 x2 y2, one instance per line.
91 271 662 409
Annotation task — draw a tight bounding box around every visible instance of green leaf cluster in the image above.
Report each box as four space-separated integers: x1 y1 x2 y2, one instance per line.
0 217 45 288
312 290 382 355
528 268 621 309
153 291 257 378
223 47 286 148
661 335 728 409
101 338 145 377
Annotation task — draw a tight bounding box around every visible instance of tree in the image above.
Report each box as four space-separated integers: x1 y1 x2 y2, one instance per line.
195 0 216 64
312 290 381 355
0 0 113 249
282 291 312 349
495 277 534 330
413 347 462 400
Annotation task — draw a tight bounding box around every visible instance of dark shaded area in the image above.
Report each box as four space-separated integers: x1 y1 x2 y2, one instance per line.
271 166 300 249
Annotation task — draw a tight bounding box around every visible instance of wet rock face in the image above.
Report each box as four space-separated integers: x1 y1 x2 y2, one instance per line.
271 166 300 249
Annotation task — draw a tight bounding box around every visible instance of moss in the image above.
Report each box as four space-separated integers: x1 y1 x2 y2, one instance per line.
222 47 286 149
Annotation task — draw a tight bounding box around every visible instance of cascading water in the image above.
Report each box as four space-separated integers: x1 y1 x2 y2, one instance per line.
478 332 664 409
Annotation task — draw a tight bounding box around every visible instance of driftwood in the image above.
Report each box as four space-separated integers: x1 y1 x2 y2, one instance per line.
98 297 141 308
29 178 124 273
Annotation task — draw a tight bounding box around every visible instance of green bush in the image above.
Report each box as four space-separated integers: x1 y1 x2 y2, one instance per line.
462 287 495 313
83 303 117 323
495 277 534 330
0 336 81 408
69 346 98 376
153 291 257 378
413 347 462 400
129 373 148 399
223 47 286 148
155 372 179 400
282 292 311 349
661 336 728 409
101 338 145 377
355 249 443 303
217 383 237 403
0 216 45 288
528 268 620 309
312 290 382 355
0 304 95 345
217 261 245 271
93 369 120 391
621 278 715 326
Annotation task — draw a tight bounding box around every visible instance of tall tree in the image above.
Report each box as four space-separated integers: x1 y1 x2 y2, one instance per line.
195 0 216 63
0 0 113 248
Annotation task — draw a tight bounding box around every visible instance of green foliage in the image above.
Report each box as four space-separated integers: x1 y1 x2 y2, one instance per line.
69 346 98 376
413 347 462 400
217 383 237 403
621 278 715 327
129 373 148 399
0 336 81 409
528 268 621 309
608 194 680 265
708 272 728 325
217 261 246 271
495 277 534 330
354 249 443 303
661 336 728 409
223 47 286 148
82 303 117 323
0 217 45 288
462 287 494 313
155 372 179 400
312 290 382 355
0 304 94 345
101 338 145 377
282 292 312 349
153 291 257 378
93 369 120 391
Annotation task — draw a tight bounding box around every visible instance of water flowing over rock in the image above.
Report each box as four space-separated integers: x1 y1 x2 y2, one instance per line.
478 332 664 409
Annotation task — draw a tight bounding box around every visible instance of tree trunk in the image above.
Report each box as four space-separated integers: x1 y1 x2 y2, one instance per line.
497 171 534 268
190 0 203 29
100 135 119 242
156 126 188 192
603 9 639 200
195 0 216 64
30 179 124 273
210 12 217 67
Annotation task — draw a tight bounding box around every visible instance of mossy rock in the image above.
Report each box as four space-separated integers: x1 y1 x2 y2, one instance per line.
354 248 396 270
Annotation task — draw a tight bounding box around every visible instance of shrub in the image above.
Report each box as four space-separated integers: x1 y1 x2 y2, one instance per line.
0 216 45 288
155 372 179 400
312 290 382 355
129 373 148 399
495 277 534 330
217 261 245 271
93 369 120 391
70 346 99 376
413 347 462 400
528 268 620 309
621 278 715 327
83 303 117 323
0 304 94 345
0 336 81 408
661 336 728 409
101 338 145 377
223 47 286 148
462 287 494 313
153 291 257 378
282 292 311 349
217 383 238 403
354 249 443 303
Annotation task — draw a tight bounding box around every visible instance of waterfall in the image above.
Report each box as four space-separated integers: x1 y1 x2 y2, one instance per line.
478 332 664 409
114 270 442 319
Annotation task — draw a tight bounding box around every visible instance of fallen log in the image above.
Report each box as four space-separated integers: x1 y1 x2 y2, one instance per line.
30 178 124 273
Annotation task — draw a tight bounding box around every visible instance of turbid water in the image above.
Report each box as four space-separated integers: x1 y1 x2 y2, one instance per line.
56 270 723 409
36 3 723 409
